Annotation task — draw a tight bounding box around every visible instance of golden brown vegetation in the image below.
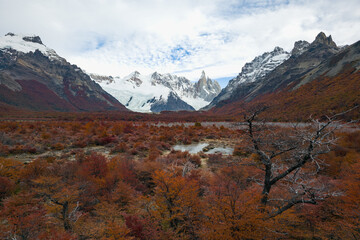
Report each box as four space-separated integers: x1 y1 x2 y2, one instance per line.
0 119 359 239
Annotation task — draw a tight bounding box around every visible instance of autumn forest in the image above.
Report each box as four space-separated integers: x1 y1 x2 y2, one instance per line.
0 109 359 240
1 0 360 238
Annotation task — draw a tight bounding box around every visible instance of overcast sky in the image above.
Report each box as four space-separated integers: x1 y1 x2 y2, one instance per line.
1 0 359 86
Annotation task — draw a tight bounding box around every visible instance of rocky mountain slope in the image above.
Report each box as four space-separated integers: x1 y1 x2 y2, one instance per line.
92 70 221 112
0 33 127 112
208 32 359 120
1 31 355 119
206 32 340 108
205 46 290 109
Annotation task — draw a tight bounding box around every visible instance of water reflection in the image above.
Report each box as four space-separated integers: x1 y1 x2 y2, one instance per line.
207 147 233 155
173 143 209 154
173 143 233 155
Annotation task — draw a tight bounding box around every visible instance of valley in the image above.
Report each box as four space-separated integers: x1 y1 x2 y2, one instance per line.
1 113 359 239
0 29 359 240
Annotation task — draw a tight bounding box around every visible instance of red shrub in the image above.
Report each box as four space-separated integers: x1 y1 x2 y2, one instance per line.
0 176 15 199
189 154 202 167
78 153 108 179
111 142 128 153
0 143 10 156
51 142 65 150
95 136 118 146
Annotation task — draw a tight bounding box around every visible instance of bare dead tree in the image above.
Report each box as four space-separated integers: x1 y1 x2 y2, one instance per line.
243 106 358 217
41 194 82 231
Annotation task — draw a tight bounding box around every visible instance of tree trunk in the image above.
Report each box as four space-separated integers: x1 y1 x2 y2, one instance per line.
261 164 272 205
62 201 71 231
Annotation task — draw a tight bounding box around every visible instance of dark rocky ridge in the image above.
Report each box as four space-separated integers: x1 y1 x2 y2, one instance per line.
150 92 195 112
0 34 127 112
210 39 360 121
243 32 339 100
22 36 43 44
205 46 290 110
291 40 310 57
208 32 341 109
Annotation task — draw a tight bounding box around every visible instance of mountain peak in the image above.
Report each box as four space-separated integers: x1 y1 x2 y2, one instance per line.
291 40 310 57
125 71 142 87
132 70 140 76
0 33 64 61
203 45 291 110
195 71 221 102
313 32 337 48
273 46 284 53
97 70 221 112
199 70 207 85
201 70 206 78
125 71 141 79
0 34 126 112
238 46 290 84
4 33 43 45
5 32 15 37
316 32 327 40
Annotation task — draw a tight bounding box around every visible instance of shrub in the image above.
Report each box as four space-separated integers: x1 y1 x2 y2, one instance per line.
0 176 15 199
111 142 128 153
233 145 250 157
78 152 108 179
189 154 202 167
207 153 223 166
0 143 10 156
51 142 65 151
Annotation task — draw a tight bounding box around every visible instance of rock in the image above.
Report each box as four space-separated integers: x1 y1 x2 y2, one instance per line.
205 32 342 111
202 147 209 152
194 71 222 102
22 36 43 44
150 92 195 112
291 40 310 57
312 32 337 48
204 46 290 109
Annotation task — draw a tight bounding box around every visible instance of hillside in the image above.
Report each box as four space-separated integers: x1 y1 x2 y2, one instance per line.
209 36 360 121
0 33 127 112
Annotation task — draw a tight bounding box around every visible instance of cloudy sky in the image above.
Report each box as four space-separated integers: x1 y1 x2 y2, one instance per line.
1 0 359 87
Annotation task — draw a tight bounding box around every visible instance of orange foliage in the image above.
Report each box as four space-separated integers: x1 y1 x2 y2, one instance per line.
0 118 359 239
151 169 203 238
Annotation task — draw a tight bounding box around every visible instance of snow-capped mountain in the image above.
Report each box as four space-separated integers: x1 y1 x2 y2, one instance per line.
0 33 126 111
92 71 221 112
0 33 65 62
205 46 290 109
194 71 222 102
206 32 344 115
205 32 359 121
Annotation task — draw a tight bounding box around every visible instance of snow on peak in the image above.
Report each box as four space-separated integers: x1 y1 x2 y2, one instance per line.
205 46 291 109
0 33 63 61
229 46 290 87
195 71 221 102
123 71 144 87
95 71 221 112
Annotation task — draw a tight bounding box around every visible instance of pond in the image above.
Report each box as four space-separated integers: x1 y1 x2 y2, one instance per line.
173 143 234 155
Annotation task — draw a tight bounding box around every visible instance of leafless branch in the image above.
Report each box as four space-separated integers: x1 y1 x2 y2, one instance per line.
242 107 357 216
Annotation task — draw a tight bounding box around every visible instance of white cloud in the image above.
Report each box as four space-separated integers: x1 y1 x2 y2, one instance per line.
0 0 359 82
